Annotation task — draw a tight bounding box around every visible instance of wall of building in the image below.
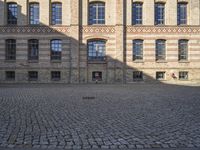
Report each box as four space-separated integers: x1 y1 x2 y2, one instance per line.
0 0 200 84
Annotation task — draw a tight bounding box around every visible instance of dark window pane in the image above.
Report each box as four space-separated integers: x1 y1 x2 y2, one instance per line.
51 71 61 80
52 3 62 25
132 3 143 25
29 3 39 25
5 71 15 80
155 3 165 25
51 40 62 60
28 39 39 60
28 71 38 81
179 40 188 60
178 3 187 25
156 72 165 80
88 40 106 61
92 71 102 81
133 71 143 80
133 40 143 60
156 40 166 60
7 3 17 25
89 2 105 25
6 39 16 60
179 71 188 80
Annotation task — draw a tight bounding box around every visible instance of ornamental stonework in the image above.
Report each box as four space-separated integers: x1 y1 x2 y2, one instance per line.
126 26 200 34
0 26 70 34
81 26 116 34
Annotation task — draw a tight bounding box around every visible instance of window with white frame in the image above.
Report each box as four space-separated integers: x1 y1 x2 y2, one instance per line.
89 2 105 25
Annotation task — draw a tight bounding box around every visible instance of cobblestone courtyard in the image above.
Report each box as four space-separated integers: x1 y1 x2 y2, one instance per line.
0 84 200 150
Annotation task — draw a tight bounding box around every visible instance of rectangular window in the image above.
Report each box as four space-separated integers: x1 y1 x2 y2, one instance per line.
92 71 102 81
7 3 17 25
51 3 62 25
132 3 143 25
178 3 187 25
51 71 61 81
133 40 143 60
179 40 188 60
51 40 62 61
29 3 39 25
6 39 16 60
155 3 165 25
28 39 39 60
28 71 38 81
89 2 105 25
156 72 165 80
156 40 166 60
88 40 106 61
133 71 143 80
179 71 188 80
5 71 15 81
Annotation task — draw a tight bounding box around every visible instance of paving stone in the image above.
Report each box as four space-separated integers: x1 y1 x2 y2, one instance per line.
0 84 200 149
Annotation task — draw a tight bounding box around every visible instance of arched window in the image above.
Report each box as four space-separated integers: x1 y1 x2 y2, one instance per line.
177 2 187 25
51 3 62 25
156 39 166 60
29 3 39 25
133 39 143 60
155 3 165 25
51 39 62 60
7 3 17 25
88 40 106 61
89 2 105 25
178 39 188 60
132 2 143 25
28 39 39 60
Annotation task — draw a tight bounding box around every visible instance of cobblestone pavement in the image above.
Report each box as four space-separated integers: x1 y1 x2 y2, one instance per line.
0 84 200 150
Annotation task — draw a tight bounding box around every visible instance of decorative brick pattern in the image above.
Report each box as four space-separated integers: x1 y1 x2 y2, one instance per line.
0 26 70 34
81 26 116 33
127 26 200 34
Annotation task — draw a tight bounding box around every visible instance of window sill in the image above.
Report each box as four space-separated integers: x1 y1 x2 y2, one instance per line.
132 24 143 26
155 24 166 26
28 79 38 81
156 60 167 63
88 60 106 64
179 79 189 81
133 79 144 81
156 79 166 81
133 60 144 63
28 60 39 63
88 24 106 26
178 60 190 63
51 60 62 63
5 60 16 63
51 79 61 81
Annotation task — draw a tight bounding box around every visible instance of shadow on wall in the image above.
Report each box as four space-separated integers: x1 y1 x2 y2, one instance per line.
0 1 197 86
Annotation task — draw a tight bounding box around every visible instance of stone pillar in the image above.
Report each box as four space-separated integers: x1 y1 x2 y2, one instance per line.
63 0 71 25
114 0 125 83
166 0 177 25
82 0 88 25
144 0 154 25
126 0 132 25
70 0 80 83
0 0 5 25
40 0 50 25
17 0 27 25
190 0 200 25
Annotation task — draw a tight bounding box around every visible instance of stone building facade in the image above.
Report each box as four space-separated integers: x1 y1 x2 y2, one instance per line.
0 0 200 84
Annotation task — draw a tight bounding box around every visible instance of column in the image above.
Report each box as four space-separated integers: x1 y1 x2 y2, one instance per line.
70 0 80 83
0 0 5 25
40 0 50 25
144 0 154 25
114 0 125 83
